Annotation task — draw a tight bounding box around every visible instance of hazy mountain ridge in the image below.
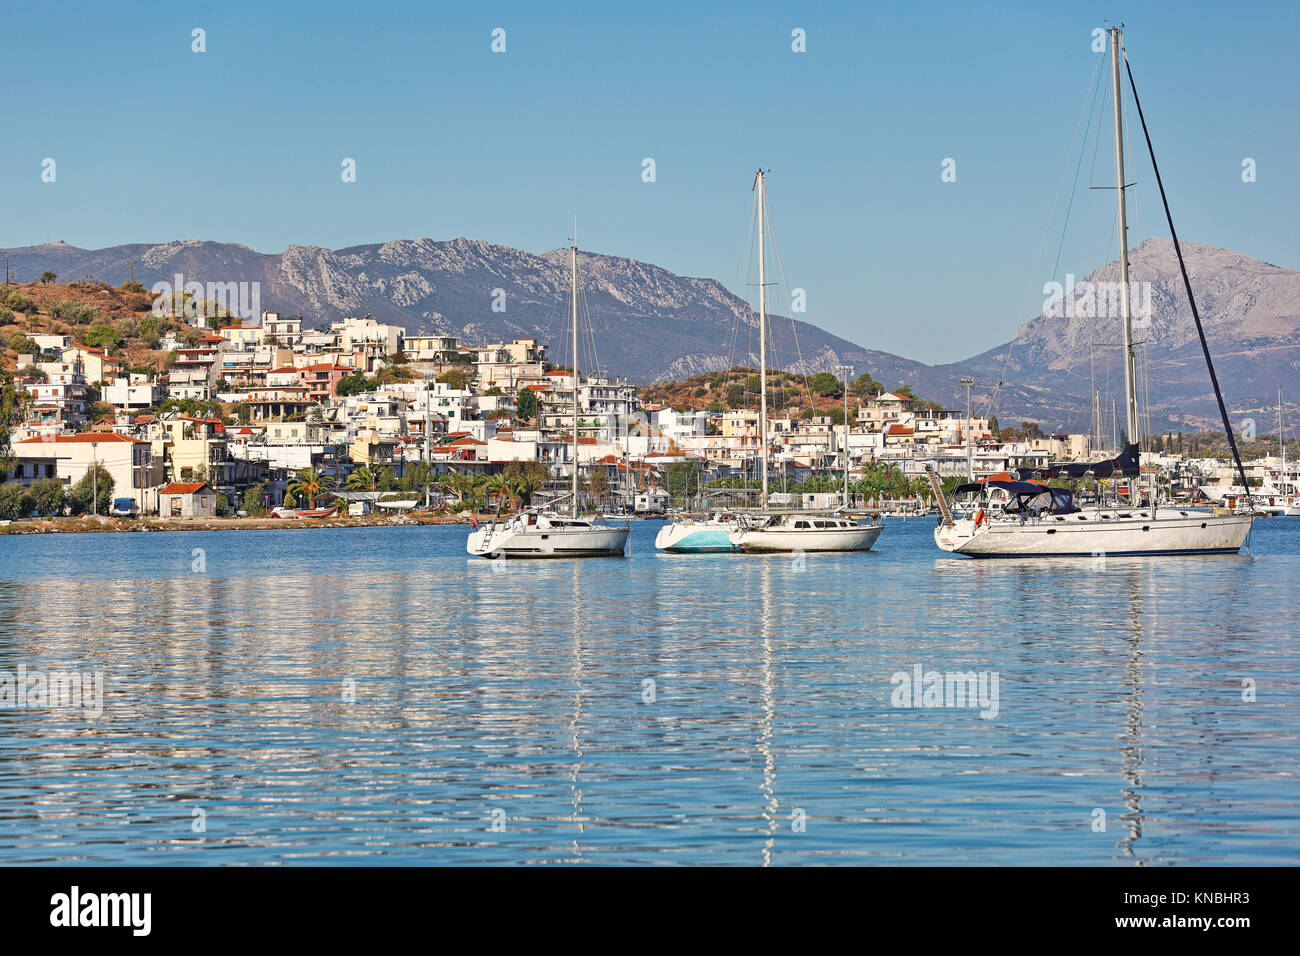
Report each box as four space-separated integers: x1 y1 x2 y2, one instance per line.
4 236 1297 432
962 238 1300 430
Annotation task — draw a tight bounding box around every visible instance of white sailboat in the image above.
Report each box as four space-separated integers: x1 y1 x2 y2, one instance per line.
726 170 883 554
934 27 1255 558
468 230 630 559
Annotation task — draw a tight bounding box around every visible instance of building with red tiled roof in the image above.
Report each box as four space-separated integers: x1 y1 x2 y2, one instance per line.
157 481 217 518
13 432 160 512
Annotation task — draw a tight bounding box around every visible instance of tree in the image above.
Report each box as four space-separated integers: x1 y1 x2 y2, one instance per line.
0 482 35 520
29 477 66 516
84 323 122 351
120 279 147 294
51 300 99 325
346 464 380 491
0 365 26 480
39 271 57 284
335 372 377 397
507 470 543 509
68 463 113 515
484 473 512 509
515 388 539 424
242 482 268 516
285 467 335 507
586 467 608 505
6 333 38 356
809 371 842 397
850 373 883 397
437 368 470 391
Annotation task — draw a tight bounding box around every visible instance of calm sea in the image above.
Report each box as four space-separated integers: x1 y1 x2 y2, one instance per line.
1 517 1297 865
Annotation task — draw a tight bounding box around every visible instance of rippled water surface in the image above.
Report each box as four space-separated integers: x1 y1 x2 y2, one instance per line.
1 517 1298 865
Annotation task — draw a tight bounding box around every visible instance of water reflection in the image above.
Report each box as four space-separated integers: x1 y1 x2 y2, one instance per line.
0 522 1296 864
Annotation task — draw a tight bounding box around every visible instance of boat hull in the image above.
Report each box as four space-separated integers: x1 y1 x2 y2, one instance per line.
730 523 883 553
654 522 738 552
467 524 629 558
934 510 1253 557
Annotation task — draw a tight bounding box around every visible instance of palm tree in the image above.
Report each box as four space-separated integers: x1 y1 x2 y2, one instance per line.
447 472 483 506
346 464 378 491
508 471 543 509
286 467 335 508
484 473 511 510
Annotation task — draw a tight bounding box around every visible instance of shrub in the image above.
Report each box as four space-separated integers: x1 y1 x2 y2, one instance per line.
242 483 268 516
6 332 37 355
0 482 36 520
51 300 100 325
84 323 122 350
4 292 35 314
29 477 65 517
68 464 113 516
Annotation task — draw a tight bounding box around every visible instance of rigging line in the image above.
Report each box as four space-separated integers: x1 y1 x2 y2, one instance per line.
984 49 1107 421
1122 45 1253 507
1087 71 1107 274
764 195 811 398
728 191 760 374
1050 57 1107 286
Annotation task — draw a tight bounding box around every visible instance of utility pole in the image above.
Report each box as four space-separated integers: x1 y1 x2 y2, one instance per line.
837 364 853 508
960 378 975 481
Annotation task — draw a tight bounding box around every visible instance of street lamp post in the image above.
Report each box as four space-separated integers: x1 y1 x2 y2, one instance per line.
91 441 99 516
836 365 854 508
960 378 975 481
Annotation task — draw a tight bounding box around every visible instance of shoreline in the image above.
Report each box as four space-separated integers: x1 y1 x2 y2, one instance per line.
0 512 474 535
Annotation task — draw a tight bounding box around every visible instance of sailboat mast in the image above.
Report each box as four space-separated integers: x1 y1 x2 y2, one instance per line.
755 170 769 506
1109 27 1140 504
1280 386 1286 487
571 229 579 519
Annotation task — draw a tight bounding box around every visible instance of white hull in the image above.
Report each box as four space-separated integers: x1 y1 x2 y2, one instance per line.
654 517 740 552
731 520 883 553
934 509 1253 557
467 515 629 558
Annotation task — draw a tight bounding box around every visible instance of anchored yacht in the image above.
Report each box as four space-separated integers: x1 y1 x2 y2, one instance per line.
935 28 1255 558
467 226 629 559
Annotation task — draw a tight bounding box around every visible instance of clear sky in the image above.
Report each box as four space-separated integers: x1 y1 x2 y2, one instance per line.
3 0 1297 363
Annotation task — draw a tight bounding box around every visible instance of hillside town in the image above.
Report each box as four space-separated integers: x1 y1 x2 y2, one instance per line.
0 289 1291 521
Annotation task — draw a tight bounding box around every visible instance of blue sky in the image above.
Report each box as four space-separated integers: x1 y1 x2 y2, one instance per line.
3 0 1297 363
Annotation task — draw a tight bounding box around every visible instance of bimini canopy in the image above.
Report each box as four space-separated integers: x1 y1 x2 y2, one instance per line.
953 478 1048 496
953 480 1080 515
1016 442 1141 481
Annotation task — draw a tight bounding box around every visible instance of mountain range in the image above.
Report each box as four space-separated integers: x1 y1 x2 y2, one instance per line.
3 236 1297 433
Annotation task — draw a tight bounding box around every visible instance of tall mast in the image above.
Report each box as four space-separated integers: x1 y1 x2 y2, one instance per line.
754 170 769 506
1109 27 1140 504
571 224 579 518
1280 386 1286 486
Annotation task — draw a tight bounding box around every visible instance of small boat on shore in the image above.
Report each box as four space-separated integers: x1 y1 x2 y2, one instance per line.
270 505 340 519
